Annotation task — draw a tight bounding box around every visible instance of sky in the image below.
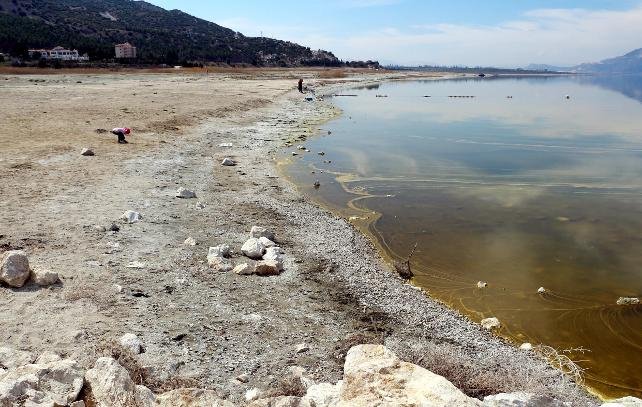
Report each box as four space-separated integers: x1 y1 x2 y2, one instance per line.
145 0 642 67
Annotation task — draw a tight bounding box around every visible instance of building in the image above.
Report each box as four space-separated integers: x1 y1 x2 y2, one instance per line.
28 46 89 61
115 43 137 59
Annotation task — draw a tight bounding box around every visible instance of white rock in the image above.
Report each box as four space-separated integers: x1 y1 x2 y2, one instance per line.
250 226 275 241
481 317 501 330
233 263 253 276
119 333 144 354
184 237 197 246
246 387 262 402
477 281 488 289
0 250 30 288
126 261 146 269
254 260 281 276
483 392 566 406
242 238 265 259
258 236 276 248
221 157 236 166
292 152 298 156
297 145 306 150
81 148 95 156
601 396 642 407
537 287 547 294
263 247 284 271
617 297 640 305
176 187 196 199
208 256 233 272
219 142 233 147
85 357 138 406
208 244 231 258
0 347 34 369
296 343 310 354
519 343 533 351
0 353 84 406
31 267 60 286
340 344 480 406
301 382 341 407
236 373 250 383
122 210 142 223
36 351 62 365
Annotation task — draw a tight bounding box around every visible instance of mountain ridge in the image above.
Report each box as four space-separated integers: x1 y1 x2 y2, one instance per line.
526 48 642 74
0 0 345 66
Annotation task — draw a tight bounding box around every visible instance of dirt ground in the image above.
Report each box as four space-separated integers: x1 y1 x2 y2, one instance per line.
0 70 597 405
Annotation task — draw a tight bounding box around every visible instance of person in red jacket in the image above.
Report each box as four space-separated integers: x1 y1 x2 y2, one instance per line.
112 127 131 144
298 78 304 93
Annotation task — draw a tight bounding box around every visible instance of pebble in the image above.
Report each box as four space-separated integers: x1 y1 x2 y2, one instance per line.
477 281 487 289
81 148 95 156
221 157 236 166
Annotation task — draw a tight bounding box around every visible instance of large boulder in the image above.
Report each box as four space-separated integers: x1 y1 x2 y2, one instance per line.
85 357 156 406
0 347 34 369
254 260 281 276
0 250 30 288
0 350 84 406
242 238 265 259
338 344 481 406
300 382 341 407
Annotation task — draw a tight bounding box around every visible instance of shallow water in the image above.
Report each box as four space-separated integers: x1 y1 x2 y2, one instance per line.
284 76 642 398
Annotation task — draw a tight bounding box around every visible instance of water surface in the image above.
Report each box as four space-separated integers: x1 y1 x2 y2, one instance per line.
284 76 642 398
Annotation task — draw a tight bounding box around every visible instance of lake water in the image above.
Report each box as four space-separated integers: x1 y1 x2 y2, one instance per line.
283 75 642 398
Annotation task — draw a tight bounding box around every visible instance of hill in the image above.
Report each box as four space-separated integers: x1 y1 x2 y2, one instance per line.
526 48 642 74
0 0 342 66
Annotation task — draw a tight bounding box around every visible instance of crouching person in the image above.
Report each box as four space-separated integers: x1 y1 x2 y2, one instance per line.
112 127 131 144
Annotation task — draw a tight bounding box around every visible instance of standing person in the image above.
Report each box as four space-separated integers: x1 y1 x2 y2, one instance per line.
112 127 131 144
298 78 304 93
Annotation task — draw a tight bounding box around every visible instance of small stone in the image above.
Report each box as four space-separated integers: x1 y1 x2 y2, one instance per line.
616 297 640 306
246 388 262 402
537 287 547 294
297 145 306 150
236 373 250 383
208 256 233 272
114 284 123 293
519 343 533 351
296 343 309 354
263 247 284 271
1 250 30 288
477 281 487 289
313 180 320 188
250 226 275 241
318 151 325 156
219 142 233 147
126 261 146 269
122 210 142 223
242 238 265 259
109 223 120 232
254 260 281 276
481 317 501 330
221 157 236 166
176 187 196 199
233 263 253 275
94 225 107 232
208 244 231 258
32 267 60 286
81 148 95 156
184 237 197 246
119 333 144 354
196 202 206 209
292 152 298 156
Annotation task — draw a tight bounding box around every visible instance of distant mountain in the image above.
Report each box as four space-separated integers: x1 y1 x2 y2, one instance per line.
526 48 642 74
0 0 342 66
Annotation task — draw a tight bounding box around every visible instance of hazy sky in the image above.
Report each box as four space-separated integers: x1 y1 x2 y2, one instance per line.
145 0 642 67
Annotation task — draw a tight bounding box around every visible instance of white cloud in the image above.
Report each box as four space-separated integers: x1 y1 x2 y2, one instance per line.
329 5 642 66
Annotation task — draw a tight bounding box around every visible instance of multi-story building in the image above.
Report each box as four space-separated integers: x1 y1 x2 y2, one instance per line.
115 43 137 59
28 46 89 61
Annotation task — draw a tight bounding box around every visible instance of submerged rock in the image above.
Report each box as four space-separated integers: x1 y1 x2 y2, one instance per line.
481 317 501 330
616 297 640 306
1 250 30 288
538 287 547 294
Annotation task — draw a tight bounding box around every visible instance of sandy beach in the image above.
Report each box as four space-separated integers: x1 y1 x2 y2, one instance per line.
0 69 598 405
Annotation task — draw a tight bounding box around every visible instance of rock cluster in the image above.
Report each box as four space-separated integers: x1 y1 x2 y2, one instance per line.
1 250 60 288
208 227 286 276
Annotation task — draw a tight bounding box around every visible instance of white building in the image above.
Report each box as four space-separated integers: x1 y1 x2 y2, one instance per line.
28 46 89 61
115 43 137 59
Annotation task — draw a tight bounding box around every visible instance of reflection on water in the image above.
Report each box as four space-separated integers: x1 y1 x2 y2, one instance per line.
284 76 642 398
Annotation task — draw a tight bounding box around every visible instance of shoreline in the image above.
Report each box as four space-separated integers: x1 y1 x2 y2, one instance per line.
0 70 603 405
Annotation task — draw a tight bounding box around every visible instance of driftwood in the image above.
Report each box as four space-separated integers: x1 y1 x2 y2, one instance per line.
394 242 417 280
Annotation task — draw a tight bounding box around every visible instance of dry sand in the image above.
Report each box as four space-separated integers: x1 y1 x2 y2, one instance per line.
0 69 597 405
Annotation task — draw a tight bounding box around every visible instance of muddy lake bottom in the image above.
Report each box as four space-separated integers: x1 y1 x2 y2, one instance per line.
284 76 642 398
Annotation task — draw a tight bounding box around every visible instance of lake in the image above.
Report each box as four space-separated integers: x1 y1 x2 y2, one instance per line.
283 75 642 398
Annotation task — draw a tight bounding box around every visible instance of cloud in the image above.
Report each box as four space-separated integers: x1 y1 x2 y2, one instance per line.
330 5 642 66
